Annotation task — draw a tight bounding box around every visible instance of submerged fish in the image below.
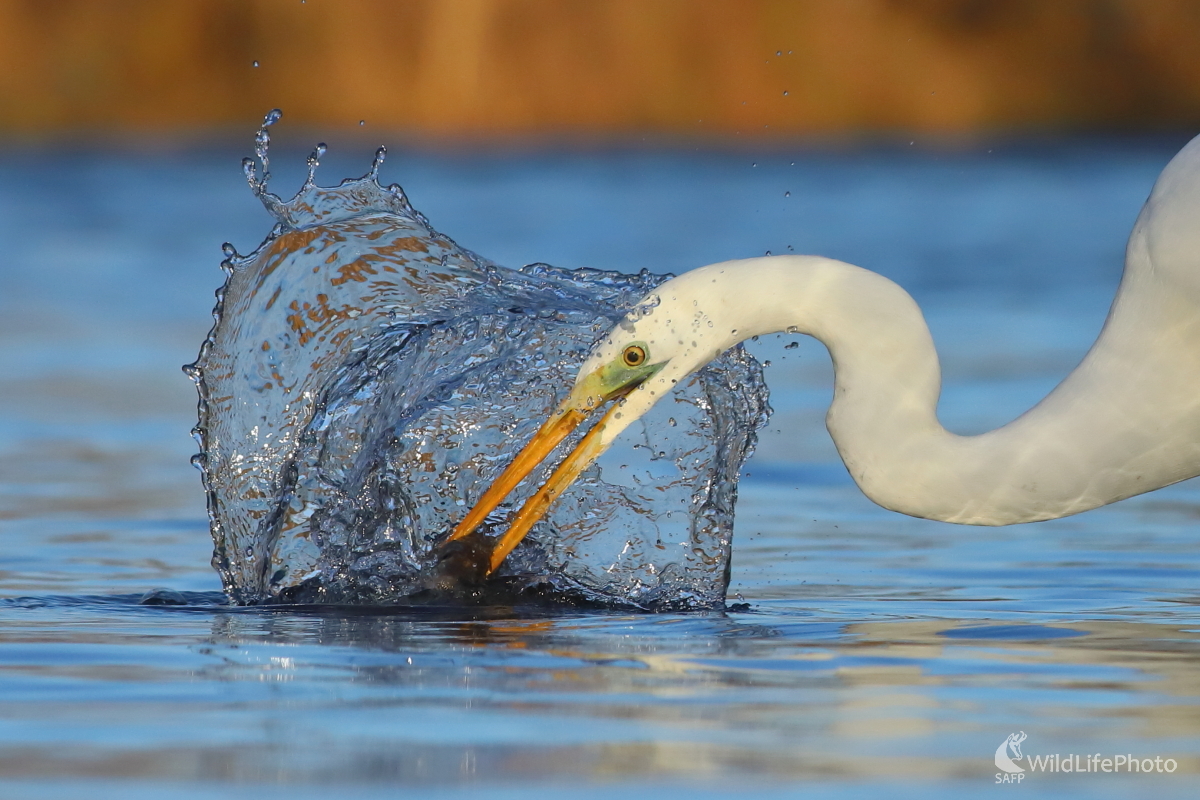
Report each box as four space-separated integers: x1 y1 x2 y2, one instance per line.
188 111 768 609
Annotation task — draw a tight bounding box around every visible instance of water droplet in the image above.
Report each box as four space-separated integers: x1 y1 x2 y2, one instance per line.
785 341 799 350
306 142 327 183
783 90 789 96
633 294 661 318
254 130 270 163
751 162 757 167
784 191 790 197
252 60 260 68
221 242 238 258
359 119 366 126
668 418 677 427
786 325 800 334
251 111 281 190
370 145 387 178
776 50 782 56
241 157 258 187
764 360 772 368
764 250 772 256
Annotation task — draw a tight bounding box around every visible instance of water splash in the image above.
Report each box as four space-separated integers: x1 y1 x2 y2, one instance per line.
247 108 282 195
187 113 770 609
305 142 327 186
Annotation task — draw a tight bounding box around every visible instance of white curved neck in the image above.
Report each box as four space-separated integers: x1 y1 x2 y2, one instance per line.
604 135 1200 525
656 247 1200 525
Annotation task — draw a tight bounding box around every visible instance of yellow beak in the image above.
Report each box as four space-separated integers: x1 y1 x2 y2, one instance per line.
441 377 627 578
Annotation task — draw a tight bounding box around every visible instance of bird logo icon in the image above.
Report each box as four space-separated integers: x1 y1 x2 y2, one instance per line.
995 731 1028 774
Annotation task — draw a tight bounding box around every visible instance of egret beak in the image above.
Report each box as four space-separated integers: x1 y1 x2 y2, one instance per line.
441 371 635 578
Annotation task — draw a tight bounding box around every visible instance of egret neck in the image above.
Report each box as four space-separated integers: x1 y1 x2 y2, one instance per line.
635 252 1200 526
445 132 1200 576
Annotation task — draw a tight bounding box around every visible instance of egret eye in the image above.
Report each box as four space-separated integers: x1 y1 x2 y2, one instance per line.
622 345 647 367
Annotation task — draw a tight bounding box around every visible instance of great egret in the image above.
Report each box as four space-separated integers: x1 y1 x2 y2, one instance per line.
444 133 1200 578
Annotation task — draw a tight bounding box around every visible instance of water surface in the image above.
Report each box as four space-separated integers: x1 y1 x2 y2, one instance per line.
1 135 1198 798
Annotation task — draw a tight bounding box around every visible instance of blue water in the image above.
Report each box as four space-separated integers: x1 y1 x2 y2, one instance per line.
1 135 1198 798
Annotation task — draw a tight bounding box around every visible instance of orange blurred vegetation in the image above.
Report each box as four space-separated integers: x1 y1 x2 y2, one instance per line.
1 0 1199 137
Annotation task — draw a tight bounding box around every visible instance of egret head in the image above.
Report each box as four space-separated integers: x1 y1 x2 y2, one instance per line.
565 338 663 413
440 289 712 579
570 288 724 438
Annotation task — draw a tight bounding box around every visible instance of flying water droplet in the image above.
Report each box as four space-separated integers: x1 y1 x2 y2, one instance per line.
304 142 328 184
633 294 661 318
764 250 772 256
370 145 387 179
249 110 283 193
252 60 260 68
784 191 790 197
241 157 258 188
254 131 270 170
783 90 789 96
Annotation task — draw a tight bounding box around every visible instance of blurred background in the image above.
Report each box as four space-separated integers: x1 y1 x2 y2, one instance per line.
3 0 1200 139
4 4 1200 795
2 0 1200 534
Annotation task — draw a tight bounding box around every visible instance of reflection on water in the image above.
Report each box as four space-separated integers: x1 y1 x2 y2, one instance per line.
192 114 766 608
1 135 1198 798
2 539 1198 795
